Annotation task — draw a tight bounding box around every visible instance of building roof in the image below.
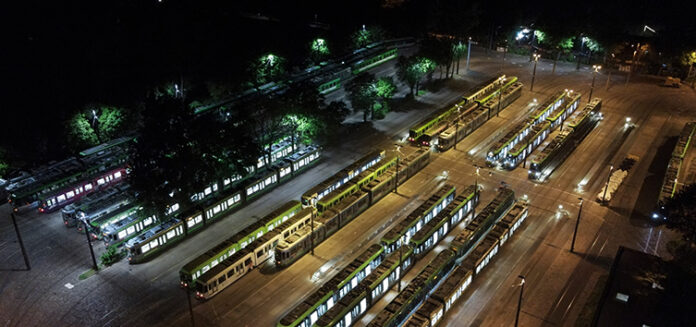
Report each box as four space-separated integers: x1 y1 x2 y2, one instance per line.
593 246 696 327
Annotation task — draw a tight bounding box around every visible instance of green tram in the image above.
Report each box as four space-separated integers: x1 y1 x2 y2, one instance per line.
672 122 696 159
8 137 131 212
408 75 511 147
409 185 477 257
546 91 581 129
472 76 518 106
311 190 516 327
352 48 398 74
315 154 398 213
403 201 528 327
277 244 385 327
437 80 524 152
126 145 322 264
279 182 475 327
381 184 456 254
529 98 603 181
179 200 302 287
658 121 696 205
192 148 430 300
318 78 341 94
529 90 566 124
302 150 385 207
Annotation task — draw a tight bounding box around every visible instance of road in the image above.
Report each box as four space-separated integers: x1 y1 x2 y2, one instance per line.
1 47 694 327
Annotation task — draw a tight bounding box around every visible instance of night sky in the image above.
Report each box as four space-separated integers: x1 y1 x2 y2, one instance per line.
2 0 694 165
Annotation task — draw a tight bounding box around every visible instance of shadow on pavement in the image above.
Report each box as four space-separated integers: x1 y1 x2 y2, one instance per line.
629 136 677 228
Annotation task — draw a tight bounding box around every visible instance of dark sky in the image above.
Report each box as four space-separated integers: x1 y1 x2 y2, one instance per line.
1 0 693 164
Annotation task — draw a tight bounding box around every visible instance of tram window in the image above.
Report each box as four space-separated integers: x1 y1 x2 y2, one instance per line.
227 270 234 278
244 258 252 266
257 249 264 257
218 276 226 284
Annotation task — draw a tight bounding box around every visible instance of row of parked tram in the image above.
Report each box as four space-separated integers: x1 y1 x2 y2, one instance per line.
190 147 431 300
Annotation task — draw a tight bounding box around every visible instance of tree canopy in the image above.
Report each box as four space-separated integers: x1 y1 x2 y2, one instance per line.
396 55 436 96
129 95 259 216
66 105 131 152
660 183 696 247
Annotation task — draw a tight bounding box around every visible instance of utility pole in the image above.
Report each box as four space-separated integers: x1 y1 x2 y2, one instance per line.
10 213 31 270
515 275 526 327
454 120 459 150
466 37 473 71
394 146 401 193
530 54 540 92
398 243 403 292
185 287 196 327
589 65 601 102
473 167 479 221
497 76 506 117
571 198 583 253
310 209 315 255
83 219 98 271
602 165 614 204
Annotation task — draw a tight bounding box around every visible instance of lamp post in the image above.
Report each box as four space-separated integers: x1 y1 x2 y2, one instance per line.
310 209 315 255
589 65 601 102
515 275 526 327
602 165 614 203
398 243 403 292
530 53 540 92
454 106 461 150
473 166 480 221
82 219 98 271
571 198 583 253
185 287 196 327
395 145 402 192
497 75 506 117
466 37 473 71
10 213 31 270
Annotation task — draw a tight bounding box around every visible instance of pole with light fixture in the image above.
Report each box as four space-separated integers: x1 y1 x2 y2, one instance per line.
530 54 540 92
589 65 601 102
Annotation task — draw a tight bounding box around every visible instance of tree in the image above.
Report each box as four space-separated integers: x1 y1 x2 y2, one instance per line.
373 77 397 119
396 56 436 97
660 183 696 248
130 95 259 217
310 38 330 65
0 147 8 178
350 26 386 50
452 41 467 74
249 53 286 87
66 105 128 151
347 73 378 122
419 37 455 79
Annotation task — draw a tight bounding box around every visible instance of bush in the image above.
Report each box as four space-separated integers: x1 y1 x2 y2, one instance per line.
100 246 122 266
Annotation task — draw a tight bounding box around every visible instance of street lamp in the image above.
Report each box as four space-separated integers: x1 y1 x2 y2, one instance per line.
394 145 402 193
530 53 540 92
515 275 526 327
497 76 506 117
473 166 480 221
588 65 601 102
466 37 473 71
602 165 614 203
10 213 31 270
82 218 98 271
571 198 583 253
